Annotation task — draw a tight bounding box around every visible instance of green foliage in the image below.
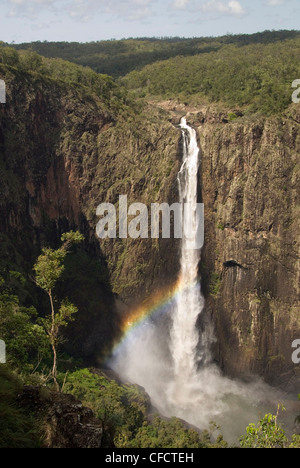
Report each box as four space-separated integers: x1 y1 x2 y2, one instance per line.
0 45 19 66
34 248 66 292
9 31 300 78
19 50 43 72
240 413 287 448
63 368 147 447
128 416 228 448
63 369 228 448
209 272 222 298
34 232 84 293
129 415 201 448
121 36 300 115
228 112 238 121
61 230 85 246
0 43 131 116
239 405 300 448
4 31 300 115
33 231 84 390
289 434 300 448
34 230 84 298
0 366 42 448
0 272 50 372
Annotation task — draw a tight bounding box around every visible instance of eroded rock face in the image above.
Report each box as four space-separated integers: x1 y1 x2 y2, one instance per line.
0 72 181 359
1 68 299 391
45 393 103 448
192 107 300 391
18 386 103 448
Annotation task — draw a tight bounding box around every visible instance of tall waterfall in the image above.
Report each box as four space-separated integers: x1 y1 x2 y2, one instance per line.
110 117 278 443
169 118 206 402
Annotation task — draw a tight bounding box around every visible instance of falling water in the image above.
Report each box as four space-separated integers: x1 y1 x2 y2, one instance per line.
165 119 282 438
168 118 206 403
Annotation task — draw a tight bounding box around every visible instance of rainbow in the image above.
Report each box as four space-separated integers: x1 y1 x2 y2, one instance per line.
107 275 201 360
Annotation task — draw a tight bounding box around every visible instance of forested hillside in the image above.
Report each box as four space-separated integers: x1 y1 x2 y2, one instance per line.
10 30 300 78
7 30 300 116
121 36 300 115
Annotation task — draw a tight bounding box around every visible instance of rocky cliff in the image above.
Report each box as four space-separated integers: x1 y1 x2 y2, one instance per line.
18 385 103 448
1 63 299 392
189 105 300 391
0 65 181 361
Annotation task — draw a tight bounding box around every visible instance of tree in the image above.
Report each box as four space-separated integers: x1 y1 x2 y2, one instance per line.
240 405 288 448
19 49 43 72
0 273 49 372
0 46 19 66
33 231 84 391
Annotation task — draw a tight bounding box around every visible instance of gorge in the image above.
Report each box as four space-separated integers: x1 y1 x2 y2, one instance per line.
0 38 300 446
109 117 290 443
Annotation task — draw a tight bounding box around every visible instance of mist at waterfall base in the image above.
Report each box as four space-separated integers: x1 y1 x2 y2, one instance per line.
109 119 283 444
109 310 281 443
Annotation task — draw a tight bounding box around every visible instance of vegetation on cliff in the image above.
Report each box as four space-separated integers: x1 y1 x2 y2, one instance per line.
0 33 300 448
0 43 139 129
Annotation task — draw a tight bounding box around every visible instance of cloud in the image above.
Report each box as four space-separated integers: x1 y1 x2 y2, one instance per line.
6 0 60 18
170 0 246 17
173 0 190 8
5 0 156 21
85 0 154 22
266 0 286 5
200 0 246 17
5 0 248 25
3 0 159 32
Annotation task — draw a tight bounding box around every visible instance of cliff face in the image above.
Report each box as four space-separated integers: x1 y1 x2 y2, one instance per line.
18 386 103 448
1 66 299 391
189 106 300 391
0 68 180 359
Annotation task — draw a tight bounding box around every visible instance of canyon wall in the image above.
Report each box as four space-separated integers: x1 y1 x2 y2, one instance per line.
0 68 180 360
190 106 300 391
1 66 299 391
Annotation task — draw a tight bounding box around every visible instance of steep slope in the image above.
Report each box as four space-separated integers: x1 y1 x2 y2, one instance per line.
187 105 300 391
1 44 299 393
0 59 180 362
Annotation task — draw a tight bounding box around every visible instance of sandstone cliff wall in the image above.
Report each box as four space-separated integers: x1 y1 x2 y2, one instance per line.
189 106 300 391
1 69 299 390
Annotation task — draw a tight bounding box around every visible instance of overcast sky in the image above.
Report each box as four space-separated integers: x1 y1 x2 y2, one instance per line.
0 0 299 43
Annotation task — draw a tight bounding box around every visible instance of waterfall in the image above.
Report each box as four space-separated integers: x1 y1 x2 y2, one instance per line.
165 118 272 437
110 117 279 443
167 117 215 411
169 118 205 396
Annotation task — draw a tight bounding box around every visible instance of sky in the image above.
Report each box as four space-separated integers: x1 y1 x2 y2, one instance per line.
0 0 299 44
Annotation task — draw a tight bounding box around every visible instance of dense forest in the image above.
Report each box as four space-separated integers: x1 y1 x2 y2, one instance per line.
10 30 300 78
5 30 300 115
1 32 300 448
121 36 300 115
